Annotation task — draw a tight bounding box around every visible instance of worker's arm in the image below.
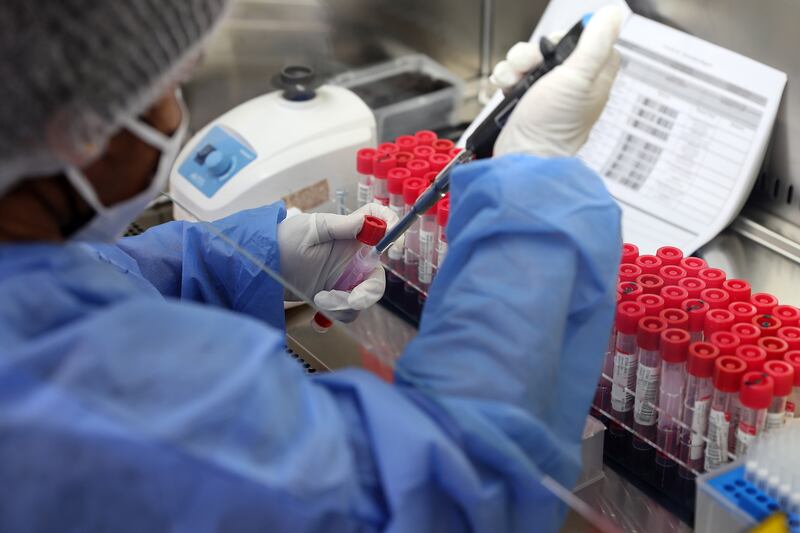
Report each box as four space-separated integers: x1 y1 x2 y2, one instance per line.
87 203 287 329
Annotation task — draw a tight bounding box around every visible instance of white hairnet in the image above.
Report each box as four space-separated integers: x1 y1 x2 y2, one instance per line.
0 0 231 196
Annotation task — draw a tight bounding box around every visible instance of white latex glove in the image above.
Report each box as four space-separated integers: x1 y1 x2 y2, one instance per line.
492 6 623 158
277 203 401 323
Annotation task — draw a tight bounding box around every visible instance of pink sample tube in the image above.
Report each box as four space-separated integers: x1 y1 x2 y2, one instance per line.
612 301 647 423
705 355 745 471
395 135 419 152
432 138 455 154
622 243 639 265
757 336 789 362
414 130 437 146
774 305 800 327
678 277 707 299
657 246 684 266
736 345 767 372
751 293 779 315
763 360 794 431
619 263 643 283
722 279 751 302
660 265 687 286
436 198 450 269
709 331 741 356
637 274 665 295
660 308 689 330
661 285 689 310
778 326 800 350
731 323 761 347
372 154 396 206
729 301 758 325
701 288 731 310
635 254 663 275
681 257 708 277
618 281 643 302
680 340 716 472
734 372 773 456
406 159 431 178
402 177 427 283
417 201 438 287
684 298 710 342
656 329 689 466
634 317 668 437
356 148 377 207
783 351 800 418
698 268 726 289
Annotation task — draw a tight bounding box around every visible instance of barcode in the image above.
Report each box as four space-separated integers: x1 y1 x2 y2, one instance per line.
603 133 663 191
634 364 660 425
641 97 679 118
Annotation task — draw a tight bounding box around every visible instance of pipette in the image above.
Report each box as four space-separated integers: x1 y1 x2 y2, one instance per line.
374 15 590 255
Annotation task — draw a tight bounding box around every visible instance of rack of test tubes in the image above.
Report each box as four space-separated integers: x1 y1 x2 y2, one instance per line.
593 242 800 524
353 130 458 324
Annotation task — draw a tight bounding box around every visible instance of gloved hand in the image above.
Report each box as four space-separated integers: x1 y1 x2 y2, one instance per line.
492 6 623 158
277 203 400 323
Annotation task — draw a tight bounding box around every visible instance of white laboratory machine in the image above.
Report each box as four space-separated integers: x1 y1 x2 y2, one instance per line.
170 66 376 221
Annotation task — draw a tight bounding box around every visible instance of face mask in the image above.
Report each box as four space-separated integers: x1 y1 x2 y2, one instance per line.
65 92 189 242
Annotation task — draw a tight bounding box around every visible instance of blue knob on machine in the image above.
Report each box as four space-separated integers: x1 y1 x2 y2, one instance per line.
205 150 232 177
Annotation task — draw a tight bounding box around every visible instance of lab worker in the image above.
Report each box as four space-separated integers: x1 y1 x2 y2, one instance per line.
0 1 623 531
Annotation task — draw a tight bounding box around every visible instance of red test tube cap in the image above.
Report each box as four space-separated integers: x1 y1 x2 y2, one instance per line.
661 328 691 363
432 138 455 154
403 177 427 205
356 215 387 245
387 167 411 195
395 135 418 151
356 148 377 175
660 308 690 330
701 287 731 310
736 345 768 372
616 301 647 335
661 285 689 309
751 293 779 315
659 265 687 285
678 277 706 299
698 268 726 288
377 142 399 155
783 351 800 387
731 322 761 345
723 279 751 302
657 246 684 266
729 301 758 324
709 331 741 355
688 342 720 378
635 255 663 275
312 313 333 331
424 171 439 186
437 199 450 228
753 314 783 336
684 298 710 332
763 360 794 397
774 305 800 327
704 309 735 338
412 145 436 159
638 317 667 350
757 336 789 361
394 151 414 167
739 372 774 410
681 257 708 277
429 153 450 172
778 326 800 350
406 159 431 178
637 293 665 317
414 130 437 146
713 355 747 392
373 154 397 178
618 281 643 302
622 243 639 264
637 274 665 295
619 263 643 283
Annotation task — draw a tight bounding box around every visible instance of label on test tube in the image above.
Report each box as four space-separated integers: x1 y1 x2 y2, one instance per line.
357 182 371 206
689 398 710 460
705 408 730 471
766 412 785 431
734 423 758 456
437 240 447 267
634 365 660 425
418 228 435 284
612 351 637 412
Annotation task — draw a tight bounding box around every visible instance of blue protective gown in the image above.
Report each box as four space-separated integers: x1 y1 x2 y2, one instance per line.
0 155 620 533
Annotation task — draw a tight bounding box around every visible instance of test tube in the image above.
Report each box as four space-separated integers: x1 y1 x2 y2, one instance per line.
635 254 663 275
432 138 455 154
417 201 438 288
634 317 668 439
406 159 431 178
372 154 396 206
729 301 758 325
412 145 435 161
612 301 647 423
377 142 399 155
619 263 643 283
428 153 450 173
751 293 779 315
436 198 450 269
395 135 419 152
753 314 783 337
701 288 731 310
763 360 794 432
680 340 716 472
387 168 410 219
704 309 735 339
684 298 710 342
356 148 377 207
656 330 689 466
757 336 789 362
709 331 741 356
731 322 761 347
734 372 774 456
681 257 708 277
783 351 800 418
395 151 414 168
618 281 643 302
401 177 427 283
414 130 437 146
656 246 684 266
622 243 639 264
598 293 621 411
778 327 800 350
704 355 745 471
660 308 689 331
698 268 726 288
678 277 706 299
722 279 751 302
736 345 767 372
661 285 689 310
660 265 687 286
637 293 665 317
774 305 800 327
311 216 386 332
637 274 665 295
